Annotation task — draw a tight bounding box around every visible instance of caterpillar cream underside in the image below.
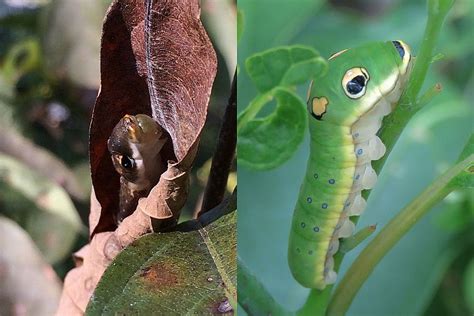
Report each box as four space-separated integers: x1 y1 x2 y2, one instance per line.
288 41 413 289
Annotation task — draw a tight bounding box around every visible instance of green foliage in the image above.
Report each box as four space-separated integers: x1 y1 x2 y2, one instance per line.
238 0 473 315
464 258 474 313
245 46 326 93
0 154 83 263
238 88 307 170
2 38 40 83
237 46 327 170
450 134 474 189
86 210 236 315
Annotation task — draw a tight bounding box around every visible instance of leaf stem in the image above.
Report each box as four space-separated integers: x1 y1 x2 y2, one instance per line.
237 90 273 132
415 82 442 110
238 258 292 316
402 0 453 106
199 70 237 216
327 154 473 316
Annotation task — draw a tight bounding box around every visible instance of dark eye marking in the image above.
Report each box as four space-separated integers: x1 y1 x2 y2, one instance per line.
121 155 136 169
346 75 366 95
392 41 405 58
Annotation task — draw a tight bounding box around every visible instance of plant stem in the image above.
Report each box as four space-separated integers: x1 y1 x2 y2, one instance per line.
237 90 273 131
199 70 237 216
297 287 332 316
238 258 292 316
327 154 473 316
402 0 454 106
373 0 453 176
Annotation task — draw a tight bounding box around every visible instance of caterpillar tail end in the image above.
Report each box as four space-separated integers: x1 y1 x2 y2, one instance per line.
288 233 333 290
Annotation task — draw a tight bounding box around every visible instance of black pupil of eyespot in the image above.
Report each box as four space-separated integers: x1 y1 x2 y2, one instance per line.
392 41 405 58
346 75 366 95
121 155 134 169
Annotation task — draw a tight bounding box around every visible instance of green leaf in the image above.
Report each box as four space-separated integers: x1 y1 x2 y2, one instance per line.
1 38 40 83
238 88 307 170
86 210 237 315
245 45 327 93
434 190 474 232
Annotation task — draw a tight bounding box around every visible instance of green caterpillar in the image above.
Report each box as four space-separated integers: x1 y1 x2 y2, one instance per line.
288 40 412 289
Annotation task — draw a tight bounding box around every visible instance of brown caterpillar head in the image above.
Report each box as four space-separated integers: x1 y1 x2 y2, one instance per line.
108 114 166 186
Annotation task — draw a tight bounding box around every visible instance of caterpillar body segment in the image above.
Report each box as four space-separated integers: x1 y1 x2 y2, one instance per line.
288 41 412 289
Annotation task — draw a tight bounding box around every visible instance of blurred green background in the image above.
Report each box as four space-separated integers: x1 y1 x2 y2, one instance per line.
237 0 473 315
0 0 235 314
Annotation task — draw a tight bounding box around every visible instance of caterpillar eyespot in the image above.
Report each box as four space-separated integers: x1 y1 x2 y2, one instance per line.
342 67 370 99
120 155 136 169
288 40 413 289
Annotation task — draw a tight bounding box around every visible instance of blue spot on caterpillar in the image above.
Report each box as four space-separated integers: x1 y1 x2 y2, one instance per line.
288 40 413 289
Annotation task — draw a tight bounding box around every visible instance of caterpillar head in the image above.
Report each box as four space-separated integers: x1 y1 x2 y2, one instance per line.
308 40 412 125
108 114 167 190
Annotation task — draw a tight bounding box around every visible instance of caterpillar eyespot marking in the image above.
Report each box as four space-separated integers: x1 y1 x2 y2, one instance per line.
307 197 313 203
288 40 413 289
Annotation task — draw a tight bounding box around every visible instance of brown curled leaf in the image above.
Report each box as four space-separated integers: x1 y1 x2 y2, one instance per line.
59 0 217 312
146 0 217 161
89 0 151 236
89 0 217 236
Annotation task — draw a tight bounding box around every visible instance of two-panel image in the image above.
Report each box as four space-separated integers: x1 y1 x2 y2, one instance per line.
0 0 472 315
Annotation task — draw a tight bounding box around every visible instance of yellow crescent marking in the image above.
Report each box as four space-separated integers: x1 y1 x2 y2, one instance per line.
312 97 329 116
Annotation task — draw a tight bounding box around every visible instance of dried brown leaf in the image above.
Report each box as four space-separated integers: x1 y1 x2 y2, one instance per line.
59 0 217 312
146 0 217 161
89 0 216 236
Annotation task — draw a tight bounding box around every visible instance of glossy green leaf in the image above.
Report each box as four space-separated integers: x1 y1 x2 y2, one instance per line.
86 209 236 315
238 88 307 170
245 46 327 93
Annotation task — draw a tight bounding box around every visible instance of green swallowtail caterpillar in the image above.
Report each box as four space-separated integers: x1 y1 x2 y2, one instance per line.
108 114 167 223
288 40 412 289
